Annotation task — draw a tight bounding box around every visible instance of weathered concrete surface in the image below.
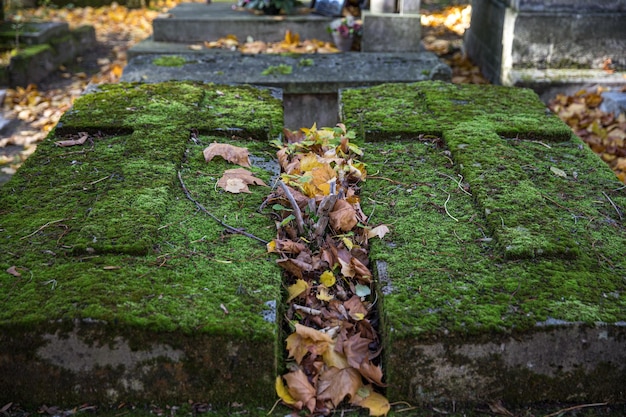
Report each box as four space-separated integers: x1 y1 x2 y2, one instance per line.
121 51 450 128
361 12 422 52
464 0 626 90
0 82 283 407
153 2 335 44
340 81 626 404
1 22 96 87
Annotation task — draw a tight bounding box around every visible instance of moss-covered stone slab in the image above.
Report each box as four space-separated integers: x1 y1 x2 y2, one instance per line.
0 82 284 407
341 81 626 403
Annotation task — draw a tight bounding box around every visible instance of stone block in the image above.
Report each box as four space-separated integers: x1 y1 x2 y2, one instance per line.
398 0 420 14
152 2 334 43
121 51 449 128
340 81 626 403
361 12 422 52
464 0 626 87
0 82 284 407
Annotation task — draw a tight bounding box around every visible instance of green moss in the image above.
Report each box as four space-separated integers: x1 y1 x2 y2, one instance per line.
152 55 187 67
0 82 284 406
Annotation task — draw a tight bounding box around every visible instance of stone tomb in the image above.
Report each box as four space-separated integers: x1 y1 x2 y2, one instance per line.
1 81 625 408
464 0 626 99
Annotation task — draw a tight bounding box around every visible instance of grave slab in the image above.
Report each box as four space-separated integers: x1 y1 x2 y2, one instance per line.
0 82 284 407
152 2 335 44
340 81 626 403
464 0 626 91
121 51 450 128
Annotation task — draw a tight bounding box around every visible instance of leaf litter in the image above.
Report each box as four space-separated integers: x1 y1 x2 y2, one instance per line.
203 124 390 415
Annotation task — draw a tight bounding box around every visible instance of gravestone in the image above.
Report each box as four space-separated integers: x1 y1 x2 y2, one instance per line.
0 82 284 407
340 81 626 403
2 80 624 408
464 0 626 99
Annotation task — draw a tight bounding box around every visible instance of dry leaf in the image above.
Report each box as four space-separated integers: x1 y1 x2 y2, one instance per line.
286 323 333 363
367 224 390 239
287 279 309 302
351 386 390 416
317 367 362 407
275 376 297 405
55 132 89 147
217 168 267 193
203 143 251 167
320 270 336 287
329 199 357 232
283 369 316 412
6 266 21 277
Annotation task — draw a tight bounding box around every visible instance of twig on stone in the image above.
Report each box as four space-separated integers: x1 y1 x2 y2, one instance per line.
542 402 608 417
177 171 268 245
20 218 67 240
278 180 304 234
602 191 623 221
444 193 459 222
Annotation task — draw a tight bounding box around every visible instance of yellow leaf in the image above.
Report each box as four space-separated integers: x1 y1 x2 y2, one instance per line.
319 270 336 287
275 376 297 405
352 387 390 416
316 286 334 301
287 279 309 302
267 239 277 253
322 339 349 369
342 237 354 250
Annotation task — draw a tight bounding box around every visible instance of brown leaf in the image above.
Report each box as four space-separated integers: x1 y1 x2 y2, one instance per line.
343 332 371 369
6 266 21 277
283 369 316 412
203 143 251 167
359 361 386 386
55 132 89 147
217 168 267 194
286 324 332 363
329 199 357 232
317 367 362 407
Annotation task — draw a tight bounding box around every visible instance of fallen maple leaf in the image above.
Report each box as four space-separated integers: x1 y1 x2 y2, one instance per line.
217 168 267 193
329 199 358 232
286 323 333 363
283 369 317 412
317 366 362 407
203 142 251 167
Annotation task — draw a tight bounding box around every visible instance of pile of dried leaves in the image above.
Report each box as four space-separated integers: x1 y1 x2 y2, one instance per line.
205 125 390 415
549 88 626 183
267 125 389 415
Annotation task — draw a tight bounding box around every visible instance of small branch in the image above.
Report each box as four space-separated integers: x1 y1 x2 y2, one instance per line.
293 304 322 316
444 194 459 222
20 218 67 240
602 191 623 221
278 180 305 234
312 194 338 239
177 171 268 245
542 402 608 417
